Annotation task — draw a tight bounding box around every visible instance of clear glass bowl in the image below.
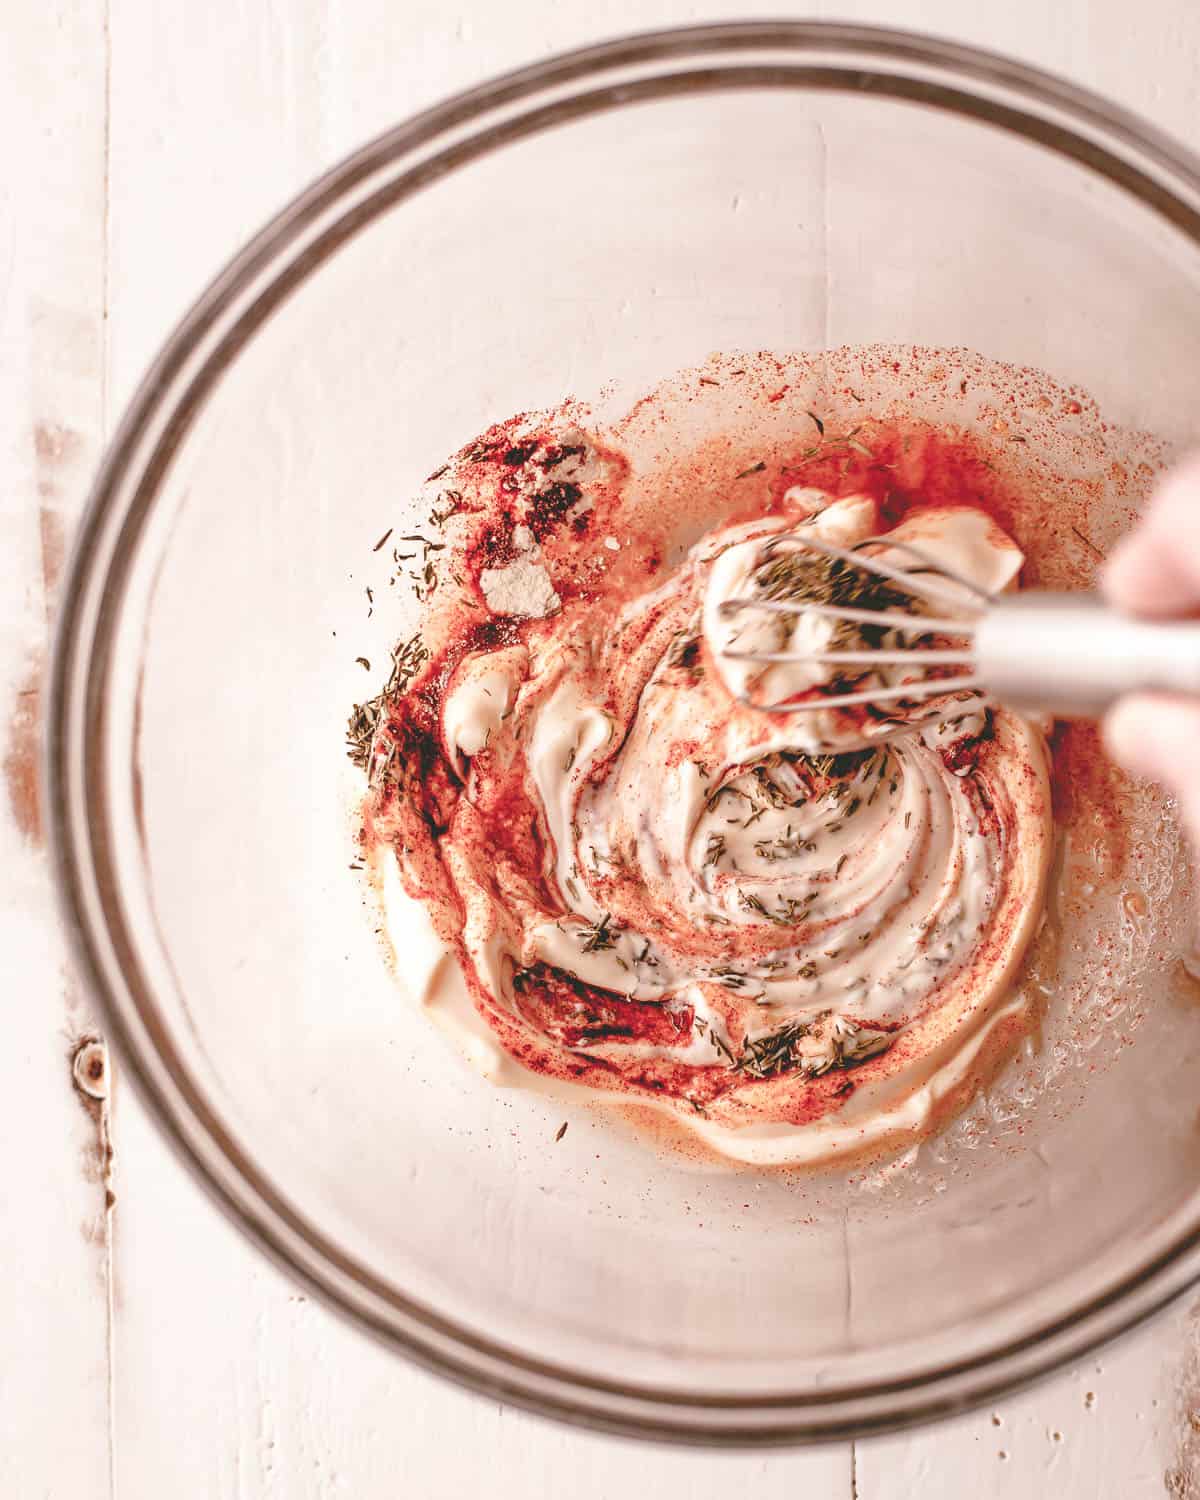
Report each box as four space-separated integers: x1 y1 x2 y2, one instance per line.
48 21 1200 1443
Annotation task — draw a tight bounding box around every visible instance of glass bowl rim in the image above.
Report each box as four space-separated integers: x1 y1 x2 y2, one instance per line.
45 18 1200 1445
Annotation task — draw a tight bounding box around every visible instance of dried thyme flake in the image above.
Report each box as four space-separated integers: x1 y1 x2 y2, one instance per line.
736 1020 814 1079
751 549 909 630
668 633 703 672
772 896 812 926
754 834 816 861
580 913 619 952
1070 524 1106 562
429 489 466 526
345 631 429 776
750 764 798 809
710 1030 738 1063
702 833 726 869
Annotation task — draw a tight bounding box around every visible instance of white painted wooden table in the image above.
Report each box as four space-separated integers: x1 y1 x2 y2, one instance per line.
6 1 1200 1494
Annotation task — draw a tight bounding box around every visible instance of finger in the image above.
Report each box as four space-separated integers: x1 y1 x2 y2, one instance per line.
1103 456 1200 618
1103 695 1200 810
1104 697 1200 892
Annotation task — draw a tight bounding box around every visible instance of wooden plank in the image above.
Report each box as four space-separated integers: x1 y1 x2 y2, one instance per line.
0 2 114 1496
99 0 1200 1495
857 1308 1185 1497
104 0 328 414
116 1075 851 1496
814 0 1200 139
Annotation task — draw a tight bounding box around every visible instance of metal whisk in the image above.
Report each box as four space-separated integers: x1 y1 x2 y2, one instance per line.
718 533 1200 719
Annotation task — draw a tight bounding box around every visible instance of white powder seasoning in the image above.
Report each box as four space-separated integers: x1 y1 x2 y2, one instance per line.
479 551 561 618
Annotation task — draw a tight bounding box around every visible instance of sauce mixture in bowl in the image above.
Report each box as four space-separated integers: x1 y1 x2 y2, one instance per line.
347 346 1155 1167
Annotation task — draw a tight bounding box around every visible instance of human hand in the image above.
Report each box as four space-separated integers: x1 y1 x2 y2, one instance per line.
1102 457 1200 837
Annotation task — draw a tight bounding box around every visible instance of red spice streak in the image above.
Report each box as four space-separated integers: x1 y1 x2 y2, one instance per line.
1049 720 1129 873
410 615 523 734
457 418 630 611
767 421 1020 541
514 962 694 1049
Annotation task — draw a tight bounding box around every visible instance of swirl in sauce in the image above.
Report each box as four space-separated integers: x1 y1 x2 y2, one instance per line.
359 431 1053 1166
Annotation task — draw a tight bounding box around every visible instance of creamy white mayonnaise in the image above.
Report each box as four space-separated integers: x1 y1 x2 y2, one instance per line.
375 482 1052 1166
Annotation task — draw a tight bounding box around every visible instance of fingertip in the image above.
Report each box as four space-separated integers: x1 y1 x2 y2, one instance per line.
1102 453 1200 617
1102 532 1200 619
1103 693 1200 785
1102 695 1151 775
1101 534 1163 613
1152 452 1200 517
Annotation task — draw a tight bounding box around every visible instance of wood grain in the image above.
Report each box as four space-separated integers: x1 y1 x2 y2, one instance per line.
7 0 1200 1494
0 2 114 1496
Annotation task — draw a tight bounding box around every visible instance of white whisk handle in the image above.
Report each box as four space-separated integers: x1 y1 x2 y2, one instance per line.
975 592 1200 717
